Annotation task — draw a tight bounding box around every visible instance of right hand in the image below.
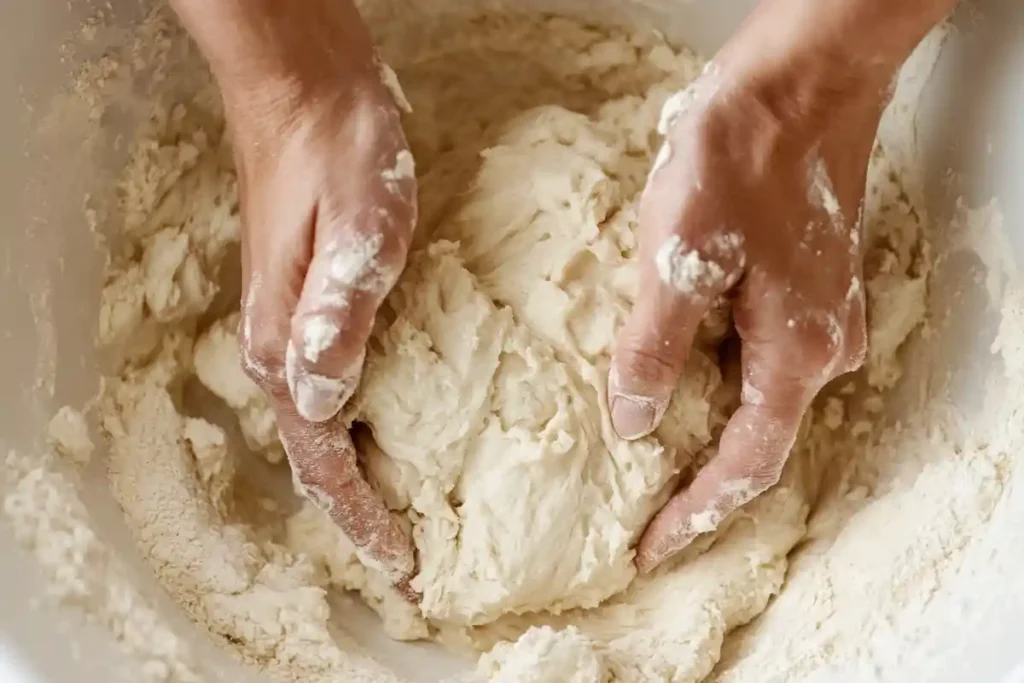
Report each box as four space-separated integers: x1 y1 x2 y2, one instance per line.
611 0 958 572
610 0 906 572
177 0 418 588
612 64 879 573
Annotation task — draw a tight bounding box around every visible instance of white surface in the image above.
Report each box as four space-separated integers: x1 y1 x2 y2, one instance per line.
0 639 38 683
1 0 1024 682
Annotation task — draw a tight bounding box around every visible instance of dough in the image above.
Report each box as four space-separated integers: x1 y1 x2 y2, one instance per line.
347 105 732 627
72 10 937 683
194 314 285 464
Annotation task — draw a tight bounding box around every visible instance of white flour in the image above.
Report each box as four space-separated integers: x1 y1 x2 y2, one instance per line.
3 7 1023 683
655 235 733 296
4 445 201 683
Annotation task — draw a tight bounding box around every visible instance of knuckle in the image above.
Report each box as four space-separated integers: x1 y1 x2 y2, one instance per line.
282 419 355 471
788 312 846 380
374 224 412 277
293 459 358 499
239 317 284 386
347 97 400 154
748 456 785 491
614 345 679 394
743 418 792 486
649 232 743 301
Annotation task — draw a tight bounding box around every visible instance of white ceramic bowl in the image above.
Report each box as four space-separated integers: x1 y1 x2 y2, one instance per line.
2 1 1023 681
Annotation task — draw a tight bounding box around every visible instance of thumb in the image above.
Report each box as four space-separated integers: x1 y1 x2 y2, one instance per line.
610 118 745 440
609 284 709 440
610 209 743 440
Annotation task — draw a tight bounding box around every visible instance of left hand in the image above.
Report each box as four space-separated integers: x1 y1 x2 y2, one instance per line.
171 0 419 589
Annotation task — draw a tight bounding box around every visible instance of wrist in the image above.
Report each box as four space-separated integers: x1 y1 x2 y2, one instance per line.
170 0 375 106
715 0 958 134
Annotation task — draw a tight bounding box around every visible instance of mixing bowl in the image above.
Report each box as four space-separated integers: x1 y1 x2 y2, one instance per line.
2 1 1023 681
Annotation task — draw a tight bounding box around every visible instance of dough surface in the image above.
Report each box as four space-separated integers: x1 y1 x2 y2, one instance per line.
348 105 730 627
58 9 950 683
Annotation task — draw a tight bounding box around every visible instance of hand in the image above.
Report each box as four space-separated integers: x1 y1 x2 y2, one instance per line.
610 16 897 573
173 0 418 587
615 0 957 574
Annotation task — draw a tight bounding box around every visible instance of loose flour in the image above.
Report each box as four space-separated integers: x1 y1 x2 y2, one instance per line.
4 6 1023 683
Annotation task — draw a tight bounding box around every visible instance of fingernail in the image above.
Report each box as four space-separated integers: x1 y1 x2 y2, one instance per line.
395 577 422 605
610 395 657 440
286 342 358 422
292 372 348 422
636 542 683 574
635 533 673 574
636 532 692 575
356 545 416 586
635 550 658 575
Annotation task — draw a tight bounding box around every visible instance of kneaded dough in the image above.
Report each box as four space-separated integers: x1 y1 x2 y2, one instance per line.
288 101 808 681
87 11 933 683
347 104 732 627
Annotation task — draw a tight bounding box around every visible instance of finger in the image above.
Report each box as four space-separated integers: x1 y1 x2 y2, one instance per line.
635 275 844 571
236 143 317 386
609 286 711 441
609 151 743 440
288 146 417 422
635 375 805 573
843 279 868 374
234 139 417 594
636 398 801 572
271 385 417 587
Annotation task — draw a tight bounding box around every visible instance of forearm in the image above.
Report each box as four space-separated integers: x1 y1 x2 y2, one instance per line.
719 0 960 128
169 0 374 90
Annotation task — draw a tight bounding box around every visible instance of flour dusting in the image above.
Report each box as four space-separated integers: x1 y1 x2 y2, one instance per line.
3 8 1021 683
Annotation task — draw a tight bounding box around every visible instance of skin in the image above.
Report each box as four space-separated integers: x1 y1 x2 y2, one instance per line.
169 0 958 589
170 0 418 588
612 0 961 572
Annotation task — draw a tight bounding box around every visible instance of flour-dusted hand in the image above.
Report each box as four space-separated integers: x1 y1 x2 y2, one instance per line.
619 77 875 573
612 0 959 572
171 0 417 587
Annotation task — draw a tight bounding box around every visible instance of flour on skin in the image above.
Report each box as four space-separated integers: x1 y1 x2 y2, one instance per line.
7 9 1002 683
